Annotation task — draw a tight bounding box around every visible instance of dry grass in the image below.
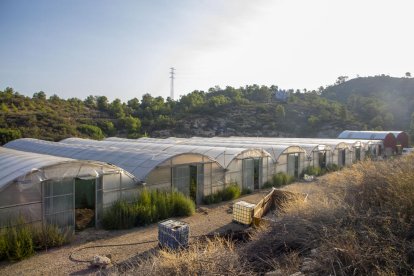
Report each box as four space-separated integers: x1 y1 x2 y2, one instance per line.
111 155 414 275
243 155 414 275
109 237 246 275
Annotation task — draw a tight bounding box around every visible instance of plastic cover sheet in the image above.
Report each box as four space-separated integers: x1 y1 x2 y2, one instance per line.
172 165 190 196
43 178 74 228
242 159 254 191
4 138 184 181
0 203 42 228
145 166 171 189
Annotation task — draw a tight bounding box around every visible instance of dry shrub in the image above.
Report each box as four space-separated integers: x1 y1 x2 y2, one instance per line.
112 237 246 275
243 156 414 275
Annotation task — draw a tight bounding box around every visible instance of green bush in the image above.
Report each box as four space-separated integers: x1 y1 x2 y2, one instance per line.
203 193 222 205
263 172 295 189
0 128 21 145
326 163 339 172
0 217 73 262
301 166 321 177
241 188 252 195
32 225 72 250
172 192 196 217
203 184 241 205
0 232 7 261
76 124 104 140
102 189 195 230
102 200 137 229
221 184 241 201
1 222 34 261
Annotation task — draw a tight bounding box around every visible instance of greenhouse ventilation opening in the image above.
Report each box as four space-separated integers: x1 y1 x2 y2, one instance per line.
0 147 138 230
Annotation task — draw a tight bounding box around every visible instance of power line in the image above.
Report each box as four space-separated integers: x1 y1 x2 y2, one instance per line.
170 67 175 100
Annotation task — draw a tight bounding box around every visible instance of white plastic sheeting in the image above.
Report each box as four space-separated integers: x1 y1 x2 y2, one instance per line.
0 147 137 229
61 137 269 168
5 138 219 182
62 137 273 191
104 137 307 181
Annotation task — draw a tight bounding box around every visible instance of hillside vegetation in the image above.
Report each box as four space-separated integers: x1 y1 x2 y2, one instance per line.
111 154 414 275
1 76 414 145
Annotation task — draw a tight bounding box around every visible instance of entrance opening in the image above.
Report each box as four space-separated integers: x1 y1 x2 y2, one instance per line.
253 158 260 190
294 154 299 178
318 152 327 168
396 145 402 155
189 165 197 202
287 153 300 178
75 178 96 230
338 149 346 167
242 159 254 192
172 165 199 203
355 147 361 161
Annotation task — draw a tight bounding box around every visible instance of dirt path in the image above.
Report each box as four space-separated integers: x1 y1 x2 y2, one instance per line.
0 191 269 276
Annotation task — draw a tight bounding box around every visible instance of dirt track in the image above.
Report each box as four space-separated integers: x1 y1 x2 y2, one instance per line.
0 191 269 275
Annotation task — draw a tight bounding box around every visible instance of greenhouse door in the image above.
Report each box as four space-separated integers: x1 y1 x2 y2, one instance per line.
253 158 262 190
75 178 96 229
42 178 75 229
318 152 327 168
355 148 361 161
242 159 254 191
287 153 299 178
196 164 204 205
172 165 190 197
338 150 343 167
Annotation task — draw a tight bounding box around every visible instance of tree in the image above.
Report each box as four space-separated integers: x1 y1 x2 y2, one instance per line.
33 91 46 100
0 128 22 145
275 105 286 118
406 72 411 78
109 98 125 118
121 115 141 134
335 76 349 84
77 124 104 140
84 95 97 108
96 96 109 111
127 98 140 110
49 94 61 104
1 103 9 113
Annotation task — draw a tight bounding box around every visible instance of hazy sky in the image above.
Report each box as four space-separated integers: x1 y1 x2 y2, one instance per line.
1 0 413 101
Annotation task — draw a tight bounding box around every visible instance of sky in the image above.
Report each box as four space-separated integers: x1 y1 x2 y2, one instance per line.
0 0 413 102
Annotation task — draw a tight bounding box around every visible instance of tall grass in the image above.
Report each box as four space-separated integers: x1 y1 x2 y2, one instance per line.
102 189 195 230
0 218 72 262
263 172 295 188
203 184 241 205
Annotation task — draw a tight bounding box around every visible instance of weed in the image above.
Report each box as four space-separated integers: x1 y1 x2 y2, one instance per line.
102 189 195 230
203 184 241 205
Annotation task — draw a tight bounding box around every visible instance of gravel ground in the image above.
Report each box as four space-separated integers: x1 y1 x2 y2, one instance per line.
0 191 269 276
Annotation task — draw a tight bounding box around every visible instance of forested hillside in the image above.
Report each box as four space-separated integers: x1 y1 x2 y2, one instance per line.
1 76 413 145
322 75 414 130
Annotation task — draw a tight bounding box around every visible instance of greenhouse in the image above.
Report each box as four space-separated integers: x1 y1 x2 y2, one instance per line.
198 137 333 169
61 138 272 194
338 130 397 156
216 137 359 165
0 147 137 230
5 138 224 205
137 138 307 180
